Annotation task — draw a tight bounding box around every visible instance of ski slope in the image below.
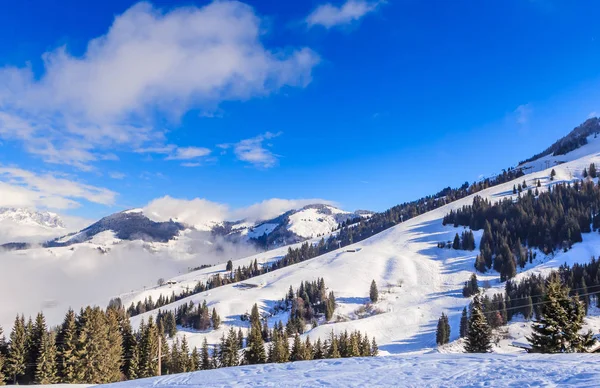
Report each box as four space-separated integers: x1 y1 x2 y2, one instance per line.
121 134 600 355
98 353 600 387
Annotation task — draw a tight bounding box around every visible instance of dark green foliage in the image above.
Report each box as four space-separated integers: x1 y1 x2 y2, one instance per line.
56 309 77 383
459 307 468 338
6 315 26 384
444 181 599 279
436 313 450 345
464 297 492 353
462 273 479 297
528 276 595 353
370 280 379 303
34 332 57 385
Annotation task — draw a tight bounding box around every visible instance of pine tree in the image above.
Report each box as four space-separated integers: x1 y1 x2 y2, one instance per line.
436 313 451 345
528 276 595 353
6 315 26 384
56 309 77 383
590 163 597 178
328 331 340 358
244 320 266 365
26 312 47 383
211 308 221 330
34 331 58 384
289 334 304 361
201 338 211 370
0 351 5 386
369 280 379 303
105 308 124 382
436 314 447 345
371 337 378 356
190 347 200 371
464 297 492 353
452 233 461 249
551 169 556 180
459 307 468 338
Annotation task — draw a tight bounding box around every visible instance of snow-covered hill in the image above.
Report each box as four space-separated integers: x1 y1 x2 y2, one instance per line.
118 130 600 358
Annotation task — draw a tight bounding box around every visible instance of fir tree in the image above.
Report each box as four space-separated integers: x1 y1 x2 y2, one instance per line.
459 307 468 338
56 309 78 383
244 319 266 365
34 331 58 385
6 315 26 384
211 308 221 330
551 169 556 180
327 331 340 358
464 297 492 353
528 276 595 353
436 313 451 345
201 338 211 370
371 337 379 356
369 280 379 303
452 233 461 249
289 334 304 361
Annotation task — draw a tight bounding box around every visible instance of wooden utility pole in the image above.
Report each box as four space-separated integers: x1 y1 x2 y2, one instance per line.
158 335 162 376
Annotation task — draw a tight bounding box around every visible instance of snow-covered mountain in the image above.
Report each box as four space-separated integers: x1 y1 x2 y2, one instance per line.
0 207 65 228
220 204 371 247
112 121 600 360
6 118 600 362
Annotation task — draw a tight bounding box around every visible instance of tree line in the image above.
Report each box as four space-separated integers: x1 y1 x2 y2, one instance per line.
443 180 600 280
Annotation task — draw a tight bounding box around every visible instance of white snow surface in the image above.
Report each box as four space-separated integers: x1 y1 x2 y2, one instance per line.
121 136 600 357
98 354 600 387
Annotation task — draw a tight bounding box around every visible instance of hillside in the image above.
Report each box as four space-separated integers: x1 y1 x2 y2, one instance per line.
118 131 600 357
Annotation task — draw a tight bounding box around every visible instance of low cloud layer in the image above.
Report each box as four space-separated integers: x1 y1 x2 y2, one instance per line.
144 196 336 226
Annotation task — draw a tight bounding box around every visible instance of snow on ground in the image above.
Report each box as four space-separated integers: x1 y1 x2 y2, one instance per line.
98 354 600 388
246 223 279 239
122 137 600 356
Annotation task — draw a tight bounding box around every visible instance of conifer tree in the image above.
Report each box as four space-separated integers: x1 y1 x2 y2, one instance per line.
211 308 221 330
190 347 200 371
6 315 26 384
369 280 379 303
459 307 468 338
56 309 78 383
34 331 58 385
551 169 556 180
436 313 451 345
105 308 124 382
0 351 5 386
452 233 461 249
201 338 211 370
327 331 340 358
314 338 324 359
528 276 595 353
290 334 304 361
464 297 492 353
371 337 378 356
244 319 266 365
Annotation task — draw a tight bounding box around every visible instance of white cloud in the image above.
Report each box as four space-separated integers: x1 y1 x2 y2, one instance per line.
588 111 598 119
144 196 229 229
144 196 335 226
165 146 211 160
181 162 201 168
307 0 381 29
0 167 117 209
225 131 281 168
515 103 532 125
109 172 126 179
0 1 319 170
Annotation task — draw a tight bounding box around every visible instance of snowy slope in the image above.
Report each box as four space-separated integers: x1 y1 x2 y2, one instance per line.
99 354 600 388
121 135 600 357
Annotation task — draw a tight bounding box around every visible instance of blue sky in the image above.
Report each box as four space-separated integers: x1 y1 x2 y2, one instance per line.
1 0 600 221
